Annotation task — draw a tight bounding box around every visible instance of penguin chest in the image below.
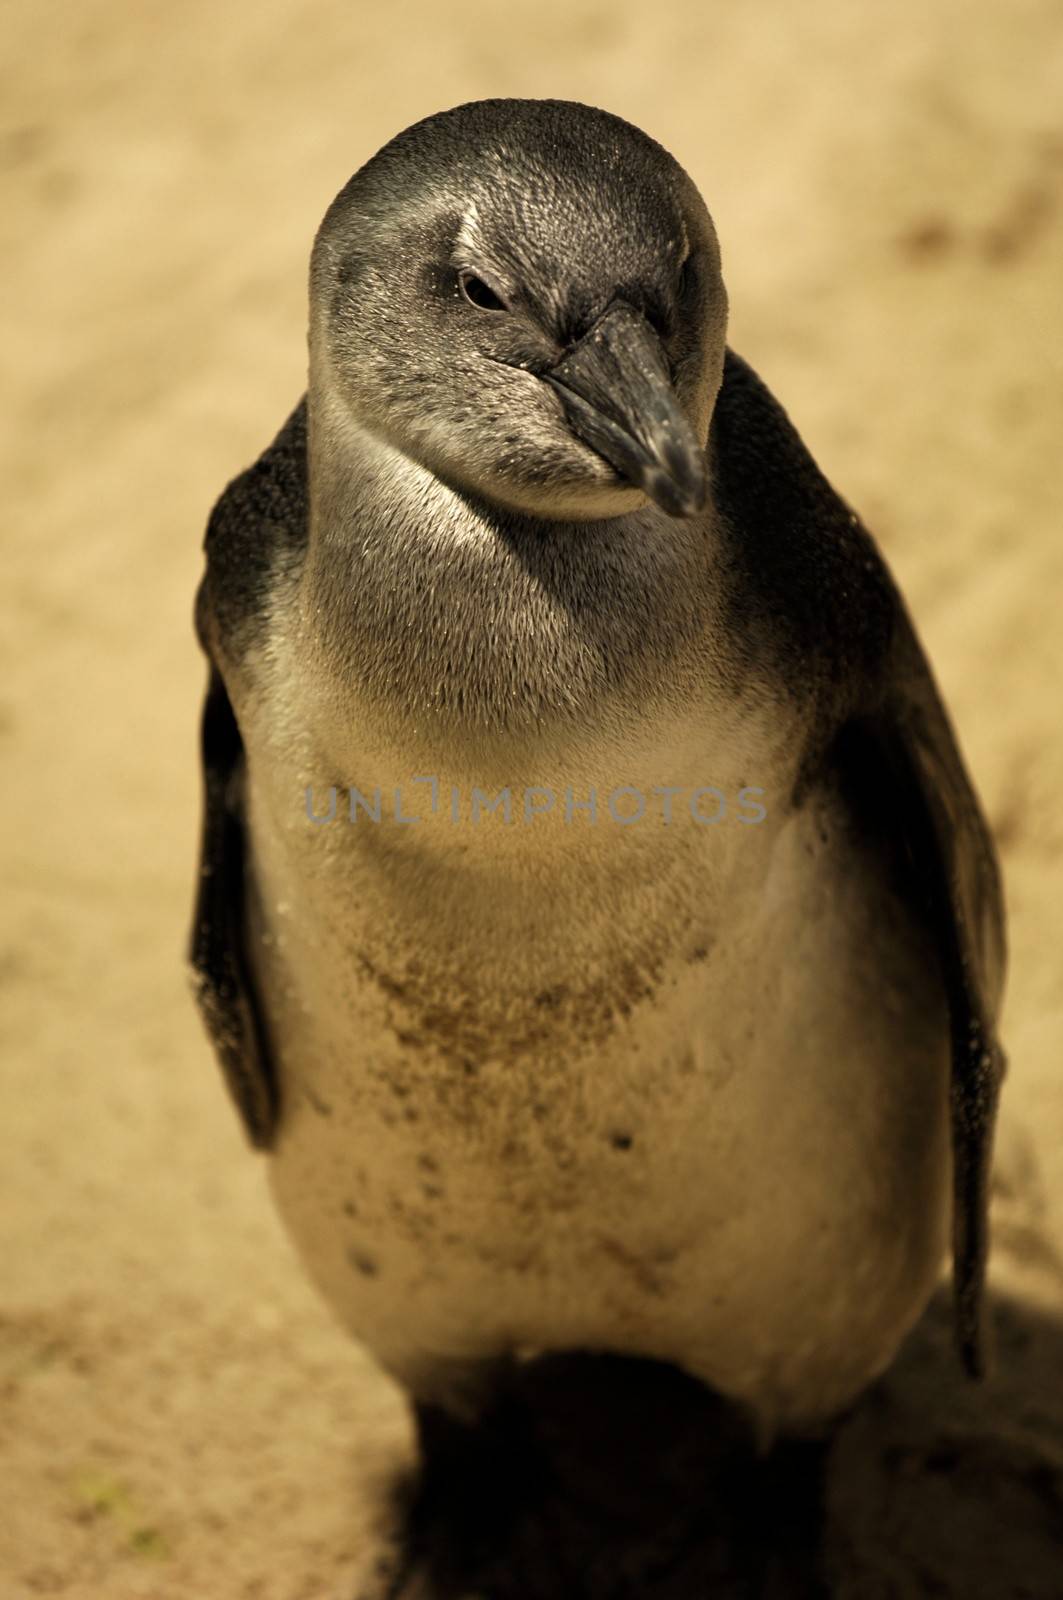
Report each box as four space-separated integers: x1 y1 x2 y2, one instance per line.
245 756 950 1421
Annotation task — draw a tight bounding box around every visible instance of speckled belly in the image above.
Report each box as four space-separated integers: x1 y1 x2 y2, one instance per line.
249 779 951 1429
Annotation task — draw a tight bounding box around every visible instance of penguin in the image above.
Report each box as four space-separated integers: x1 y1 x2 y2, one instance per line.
190 99 1006 1458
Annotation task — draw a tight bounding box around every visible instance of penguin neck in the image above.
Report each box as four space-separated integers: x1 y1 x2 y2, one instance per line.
297 385 755 776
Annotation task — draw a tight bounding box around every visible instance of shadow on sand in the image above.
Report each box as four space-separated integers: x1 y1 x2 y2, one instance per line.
379 1288 1063 1599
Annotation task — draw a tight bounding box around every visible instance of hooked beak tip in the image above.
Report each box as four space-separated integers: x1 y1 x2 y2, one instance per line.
643 446 708 519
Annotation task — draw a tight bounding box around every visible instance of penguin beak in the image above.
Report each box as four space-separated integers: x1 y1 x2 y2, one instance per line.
545 301 708 518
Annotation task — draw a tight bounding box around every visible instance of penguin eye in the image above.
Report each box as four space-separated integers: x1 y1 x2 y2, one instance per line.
458 271 508 313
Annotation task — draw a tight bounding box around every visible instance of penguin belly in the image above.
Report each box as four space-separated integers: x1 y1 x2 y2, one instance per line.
246 752 950 1433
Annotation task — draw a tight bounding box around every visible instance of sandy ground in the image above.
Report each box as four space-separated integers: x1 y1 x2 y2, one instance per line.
2 1 1062 1595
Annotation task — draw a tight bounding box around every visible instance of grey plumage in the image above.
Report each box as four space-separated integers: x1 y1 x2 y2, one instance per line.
190 99 1005 1449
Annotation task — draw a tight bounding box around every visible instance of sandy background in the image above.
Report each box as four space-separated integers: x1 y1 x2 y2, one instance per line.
2 1 1062 1595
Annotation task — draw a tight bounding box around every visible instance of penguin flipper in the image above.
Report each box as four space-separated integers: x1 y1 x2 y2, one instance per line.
188 651 277 1149
187 403 308 1149
838 613 1006 1378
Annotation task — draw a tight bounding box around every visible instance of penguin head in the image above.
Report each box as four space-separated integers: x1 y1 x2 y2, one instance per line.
310 99 728 522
